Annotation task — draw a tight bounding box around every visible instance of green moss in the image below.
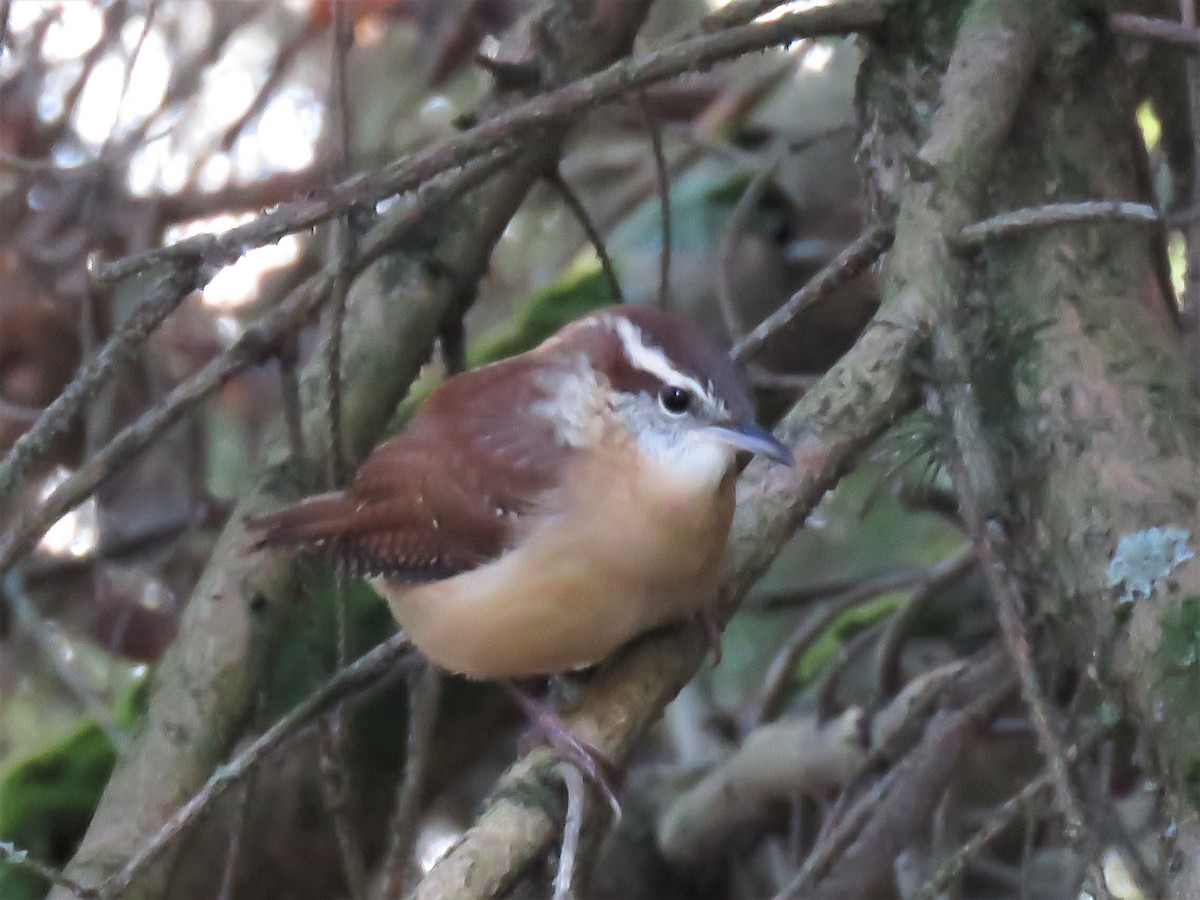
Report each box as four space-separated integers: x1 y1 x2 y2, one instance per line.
1185 758 1200 812
0 675 147 898
1154 595 1200 809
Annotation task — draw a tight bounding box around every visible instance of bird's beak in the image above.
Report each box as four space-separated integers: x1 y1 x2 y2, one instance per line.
704 422 794 467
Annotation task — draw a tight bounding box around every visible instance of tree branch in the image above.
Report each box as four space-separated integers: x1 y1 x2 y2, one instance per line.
94 0 885 286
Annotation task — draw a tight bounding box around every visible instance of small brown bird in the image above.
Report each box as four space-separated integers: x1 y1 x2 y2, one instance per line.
248 305 791 678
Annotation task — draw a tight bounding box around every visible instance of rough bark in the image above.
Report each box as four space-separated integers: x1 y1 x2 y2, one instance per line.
861 1 1200 896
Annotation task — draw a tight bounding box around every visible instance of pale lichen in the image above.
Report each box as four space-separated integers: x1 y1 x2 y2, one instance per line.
1107 526 1195 603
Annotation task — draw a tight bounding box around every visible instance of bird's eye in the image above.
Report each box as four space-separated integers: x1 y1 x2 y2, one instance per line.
659 385 693 415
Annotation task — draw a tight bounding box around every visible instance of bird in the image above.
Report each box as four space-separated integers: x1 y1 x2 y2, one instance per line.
248 303 790 675
246 305 791 804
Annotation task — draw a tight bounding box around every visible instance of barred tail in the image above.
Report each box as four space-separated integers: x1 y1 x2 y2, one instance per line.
244 492 355 551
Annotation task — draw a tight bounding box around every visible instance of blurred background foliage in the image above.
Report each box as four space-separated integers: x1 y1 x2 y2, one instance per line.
0 1 1173 897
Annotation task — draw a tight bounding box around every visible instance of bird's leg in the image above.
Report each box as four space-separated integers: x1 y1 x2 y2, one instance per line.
501 680 622 819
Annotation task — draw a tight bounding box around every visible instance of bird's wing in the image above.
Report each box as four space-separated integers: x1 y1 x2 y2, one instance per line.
247 356 574 581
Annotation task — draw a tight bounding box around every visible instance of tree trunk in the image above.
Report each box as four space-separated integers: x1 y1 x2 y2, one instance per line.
861 1 1200 894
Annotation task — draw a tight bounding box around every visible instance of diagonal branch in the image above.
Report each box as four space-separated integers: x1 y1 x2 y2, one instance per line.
94 0 885 286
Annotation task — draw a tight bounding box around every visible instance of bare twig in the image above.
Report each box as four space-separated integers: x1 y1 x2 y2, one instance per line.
658 710 865 864
95 0 886 286
0 398 44 421
701 0 791 31
734 224 893 360
776 709 973 899
813 620 884 720
942 430 1112 899
0 153 514 579
215 774 255 900
754 575 907 725
955 200 1160 247
913 725 1108 900
1110 13 1200 50
636 91 672 308
0 265 200 509
719 150 784 343
749 563 931 612
1179 1 1200 379
373 664 443 899
279 336 305 462
0 841 101 900
3 571 121 745
320 713 367 900
873 545 977 698
545 169 624 304
320 8 364 892
99 632 416 898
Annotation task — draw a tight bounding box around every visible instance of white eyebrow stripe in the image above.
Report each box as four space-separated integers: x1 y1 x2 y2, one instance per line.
609 316 711 401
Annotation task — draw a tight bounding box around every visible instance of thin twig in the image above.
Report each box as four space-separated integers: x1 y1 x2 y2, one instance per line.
913 725 1108 900
215 773 256 900
813 620 883 720
0 841 101 900
734 224 893 360
749 563 931 612
320 8 365 893
745 367 820 394
754 572 917 725
916 775 1051 900
552 764 588 900
955 200 1160 247
95 0 886 286
374 664 443 899
0 153 514 578
545 169 624 304
0 398 43 421
701 0 791 31
99 0 157 161
636 91 672 308
0 264 200 509
1110 12 1200 50
2 571 121 746
99 632 416 898
937 407 1112 900
279 336 305 462
1179 0 1200 380
719 150 784 343
873 545 977 699
320 713 367 900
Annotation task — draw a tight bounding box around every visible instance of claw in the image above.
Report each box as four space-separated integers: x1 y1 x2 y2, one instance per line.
502 682 622 821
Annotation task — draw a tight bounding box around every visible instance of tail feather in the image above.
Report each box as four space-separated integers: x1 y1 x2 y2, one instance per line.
245 492 355 551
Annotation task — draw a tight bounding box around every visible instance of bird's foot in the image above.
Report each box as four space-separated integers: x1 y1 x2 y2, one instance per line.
502 682 622 820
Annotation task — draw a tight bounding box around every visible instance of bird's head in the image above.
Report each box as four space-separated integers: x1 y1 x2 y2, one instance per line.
537 306 792 486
